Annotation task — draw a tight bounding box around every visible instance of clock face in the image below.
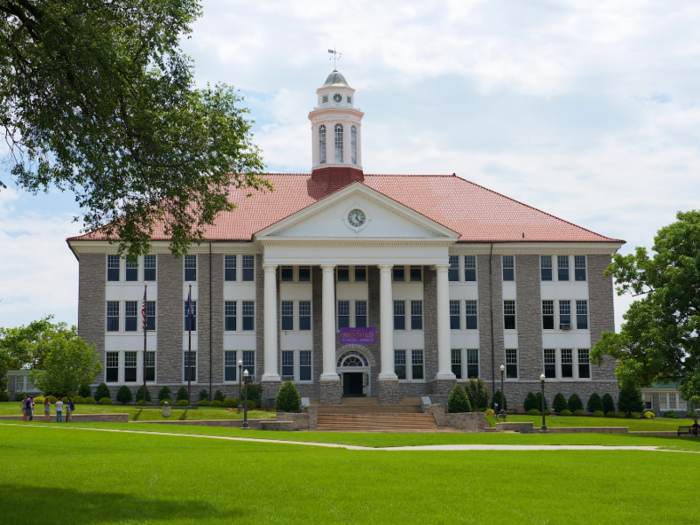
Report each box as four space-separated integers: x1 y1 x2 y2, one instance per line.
347 209 366 228
333 93 342 103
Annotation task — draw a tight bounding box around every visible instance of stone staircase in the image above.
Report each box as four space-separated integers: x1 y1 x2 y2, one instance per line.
315 397 440 432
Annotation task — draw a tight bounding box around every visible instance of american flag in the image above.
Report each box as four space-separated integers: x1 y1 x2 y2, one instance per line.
142 286 147 330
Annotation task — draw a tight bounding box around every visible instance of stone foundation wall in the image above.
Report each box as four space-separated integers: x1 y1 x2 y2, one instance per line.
428 379 456 405
427 404 488 431
378 379 399 404
276 405 318 430
320 380 341 405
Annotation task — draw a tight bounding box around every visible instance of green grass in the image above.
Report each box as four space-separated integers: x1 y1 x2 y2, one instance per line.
488 414 688 431
1 424 697 524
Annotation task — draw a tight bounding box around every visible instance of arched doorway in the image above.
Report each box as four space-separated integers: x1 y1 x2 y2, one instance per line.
337 350 371 397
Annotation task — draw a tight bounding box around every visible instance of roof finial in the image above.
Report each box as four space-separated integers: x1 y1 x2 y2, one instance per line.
328 46 341 71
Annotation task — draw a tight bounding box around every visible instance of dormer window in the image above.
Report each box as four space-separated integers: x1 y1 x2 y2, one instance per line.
334 124 344 163
333 93 342 103
319 125 326 165
322 95 328 104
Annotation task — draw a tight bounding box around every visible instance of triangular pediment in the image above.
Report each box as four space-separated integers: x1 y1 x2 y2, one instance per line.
255 183 459 240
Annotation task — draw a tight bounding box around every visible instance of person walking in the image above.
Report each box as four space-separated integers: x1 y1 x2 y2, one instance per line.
43 397 51 422
26 397 34 421
55 397 63 423
66 397 74 423
21 396 27 422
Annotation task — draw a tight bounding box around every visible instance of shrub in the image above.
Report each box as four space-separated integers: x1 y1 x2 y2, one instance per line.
631 412 641 419
586 393 604 414
159 399 171 406
242 384 262 407
78 384 91 398
73 395 85 404
616 411 627 418
276 381 301 413
664 410 678 419
33 395 45 404
176 386 189 402
94 383 111 402
465 378 490 410
485 409 494 415
0 392 8 402
243 400 256 409
198 400 210 406
214 390 225 403
643 410 655 419
99 397 113 405
223 398 237 407
687 405 698 419
527 408 540 416
602 393 616 414
567 393 584 412
15 392 27 401
116 385 132 405
84 397 96 404
523 392 538 412
552 393 568 414
211 400 223 407
136 386 151 403
544 409 552 416
618 384 644 416
593 410 605 417
560 409 572 416
606 411 617 417
536 392 548 411
491 390 507 411
136 400 149 406
573 409 584 416
447 384 472 414
177 399 188 406
198 389 210 402
158 386 172 402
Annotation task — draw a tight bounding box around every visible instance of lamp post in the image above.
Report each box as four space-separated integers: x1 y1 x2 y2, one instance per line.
237 359 243 413
540 373 547 432
242 369 250 429
499 364 506 422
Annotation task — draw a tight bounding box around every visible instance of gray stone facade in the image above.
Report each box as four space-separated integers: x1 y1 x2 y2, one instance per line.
378 379 399 404
516 255 544 381
478 253 503 395
78 253 106 383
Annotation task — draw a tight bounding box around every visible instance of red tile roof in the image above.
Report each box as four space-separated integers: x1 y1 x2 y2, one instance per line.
68 174 623 243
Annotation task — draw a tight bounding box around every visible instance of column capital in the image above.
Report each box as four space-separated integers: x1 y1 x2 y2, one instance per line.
432 264 450 272
262 264 278 272
320 264 336 272
377 264 394 272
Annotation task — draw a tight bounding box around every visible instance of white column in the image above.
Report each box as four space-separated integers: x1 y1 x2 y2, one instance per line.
435 264 456 379
262 264 280 381
320 264 339 381
378 264 397 379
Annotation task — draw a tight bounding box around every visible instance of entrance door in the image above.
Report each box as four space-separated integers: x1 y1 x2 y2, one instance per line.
343 373 364 397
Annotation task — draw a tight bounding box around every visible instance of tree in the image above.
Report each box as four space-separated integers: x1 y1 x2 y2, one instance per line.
136 385 151 403
491 390 507 411
553 393 568 413
0 1 269 258
198 389 210 401
78 384 91 398
158 386 172 402
447 384 472 413
591 211 700 406
176 386 188 402
0 316 70 371
117 385 133 405
275 381 301 413
523 392 538 412
94 383 111 402
586 393 604 413
567 393 584 412
618 384 645 416
465 378 490 410
602 393 616 414
28 330 101 397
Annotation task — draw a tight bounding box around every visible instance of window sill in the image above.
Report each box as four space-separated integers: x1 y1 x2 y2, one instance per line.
398 380 427 384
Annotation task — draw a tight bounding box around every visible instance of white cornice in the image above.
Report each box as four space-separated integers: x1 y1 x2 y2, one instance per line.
449 242 623 256
67 240 260 258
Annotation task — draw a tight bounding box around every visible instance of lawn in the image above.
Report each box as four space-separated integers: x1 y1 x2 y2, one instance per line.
487 414 690 431
0 424 697 524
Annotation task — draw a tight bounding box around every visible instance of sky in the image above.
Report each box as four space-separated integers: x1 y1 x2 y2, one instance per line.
1 0 699 331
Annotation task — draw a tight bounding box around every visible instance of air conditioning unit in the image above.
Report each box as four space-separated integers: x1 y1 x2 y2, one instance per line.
560 323 572 330
281 376 294 382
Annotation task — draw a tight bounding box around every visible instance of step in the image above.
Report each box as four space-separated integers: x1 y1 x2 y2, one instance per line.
316 413 438 433
317 405 422 415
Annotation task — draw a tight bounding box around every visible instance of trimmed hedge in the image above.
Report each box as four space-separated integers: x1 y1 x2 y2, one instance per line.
99 397 113 405
465 378 490 410
198 389 210 402
73 395 85 404
176 386 189 402
527 408 541 416
631 412 641 419
159 399 171 406
552 393 568 413
586 393 604 414
560 409 572 416
84 397 96 404
198 400 210 406
94 383 111 402
223 398 237 407
210 400 223 407
276 381 301 413
644 410 655 419
616 411 627 418
536 392 547 411
544 409 552 416
78 384 92 398
568 393 584 412
176 399 188 406
602 393 616 414
606 411 617 417
491 390 507 411
214 390 225 403
136 386 151 403
573 409 584 416
664 410 679 419
116 385 132 404
592 410 605 417
447 384 472 414
158 386 172 402
523 392 538 412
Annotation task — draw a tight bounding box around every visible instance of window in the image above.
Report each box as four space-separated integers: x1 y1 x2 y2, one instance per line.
578 349 590 378
465 300 478 330
126 260 138 281
574 256 587 281
299 266 311 282
337 266 350 282
467 349 479 378
281 301 294 331
184 255 197 281
351 125 357 165
659 394 667 410
281 266 294 281
502 256 514 281
337 300 350 328
225 301 237 331
561 349 573 378
183 351 197 381
144 255 156 281
506 349 518 379
334 123 343 163
107 301 120 332
576 300 588 329
124 351 137 382
224 351 237 382
347 96 352 104
319 125 326 164
225 255 237 281
540 256 552 281
355 301 367 328
242 301 255 331
394 301 406 330
450 301 460 330
300 351 312 381
644 393 653 410
410 265 422 282
503 301 516 330
544 349 556 378
464 256 476 282
559 301 571 329
125 301 138 332
145 351 156 381
451 349 462 379
282 351 294 377
354 266 366 282
299 301 311 331
106 352 119 382
410 301 423 330
393 266 405 282
669 394 677 410
542 301 554 329
107 255 120 281
242 255 255 281
449 256 459 281
395 350 406 380
412 350 425 380
184 301 197 331
557 256 569 281
322 96 328 104
145 301 156 331
242 350 255 379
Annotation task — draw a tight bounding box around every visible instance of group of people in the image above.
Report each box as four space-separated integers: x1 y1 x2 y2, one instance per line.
21 396 75 423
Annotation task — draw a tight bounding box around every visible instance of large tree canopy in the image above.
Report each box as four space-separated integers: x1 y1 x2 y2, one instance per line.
591 210 700 404
0 0 269 256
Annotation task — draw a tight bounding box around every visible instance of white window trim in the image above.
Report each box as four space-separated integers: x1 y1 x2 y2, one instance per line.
337 299 368 330
280 349 314 384
391 265 423 283
184 254 197 283
452 348 480 381
502 255 516 282
541 255 588 283
503 300 517 331
505 348 519 380
335 265 367 283
279 299 312 332
105 350 156 384
183 350 198 384
395 348 426 383
541 348 593 381
223 350 239 384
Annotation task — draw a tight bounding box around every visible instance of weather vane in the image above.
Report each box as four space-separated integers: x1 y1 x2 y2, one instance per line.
328 47 341 71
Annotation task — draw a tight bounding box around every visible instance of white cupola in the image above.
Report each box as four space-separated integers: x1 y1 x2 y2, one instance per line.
308 70 364 172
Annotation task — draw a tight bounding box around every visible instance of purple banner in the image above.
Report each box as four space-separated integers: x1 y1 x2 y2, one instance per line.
339 327 376 345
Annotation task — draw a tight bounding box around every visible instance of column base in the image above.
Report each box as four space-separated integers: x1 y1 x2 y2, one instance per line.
319 380 341 405
378 379 400 405
260 380 282 409
428 378 457 405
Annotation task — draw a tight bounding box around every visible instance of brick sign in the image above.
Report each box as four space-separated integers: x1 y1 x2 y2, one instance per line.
339 327 376 345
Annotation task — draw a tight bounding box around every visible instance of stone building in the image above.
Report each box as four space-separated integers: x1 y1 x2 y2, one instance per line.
67 70 624 408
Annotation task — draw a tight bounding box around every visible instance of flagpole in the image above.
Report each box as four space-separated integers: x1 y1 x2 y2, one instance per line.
143 281 147 406
188 281 192 407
